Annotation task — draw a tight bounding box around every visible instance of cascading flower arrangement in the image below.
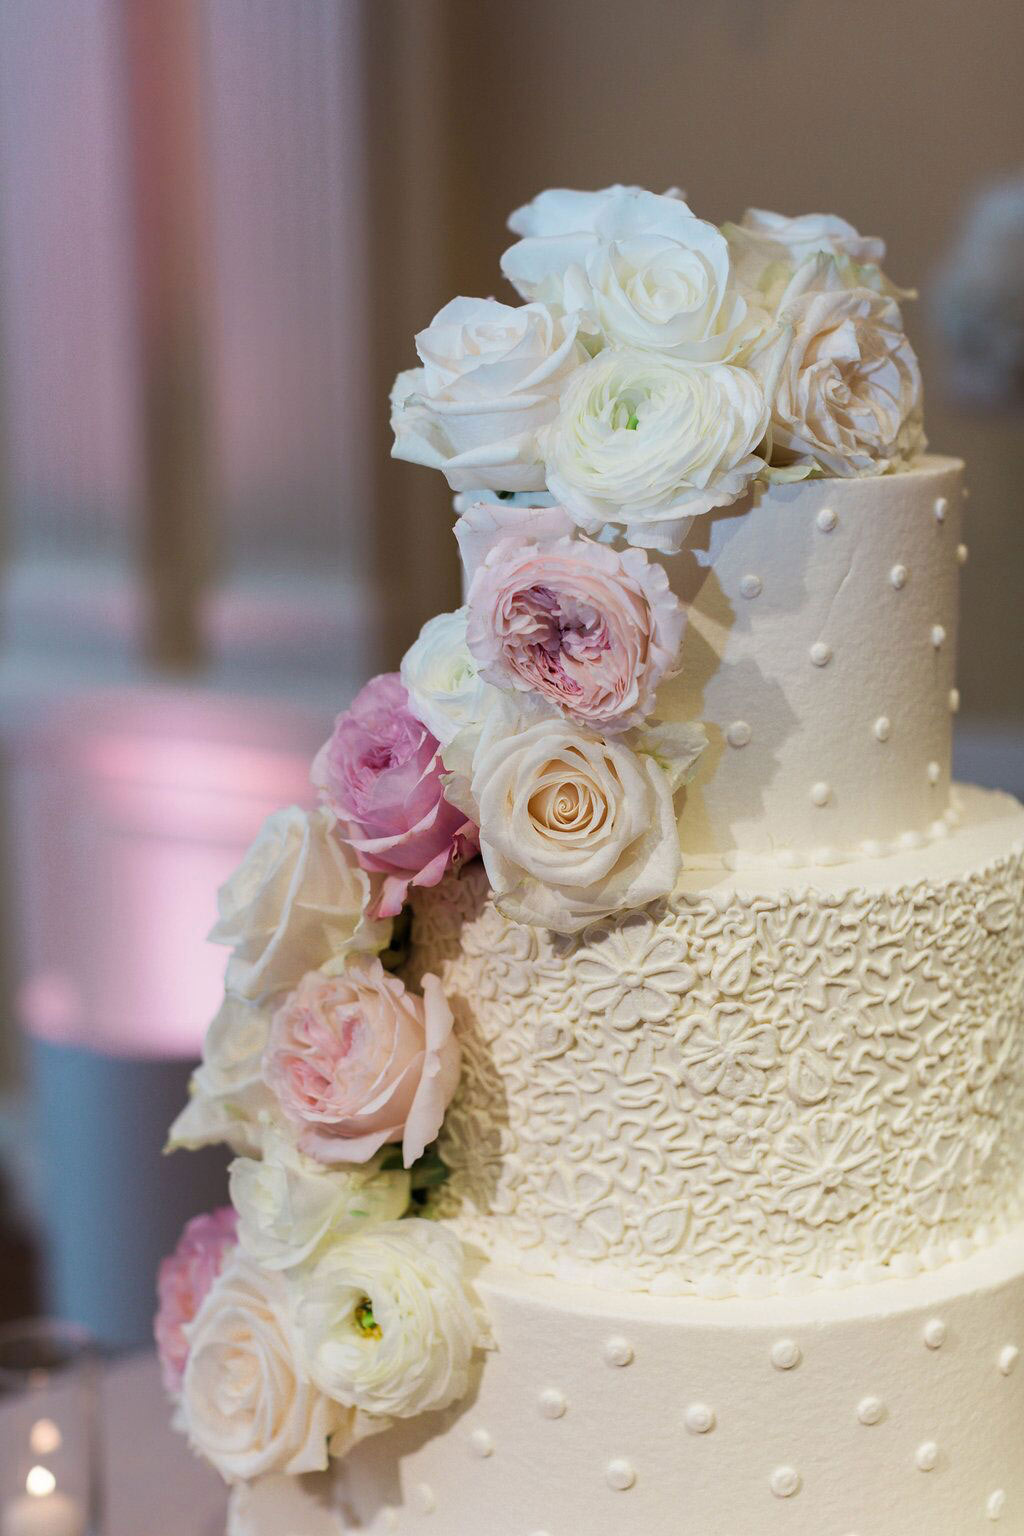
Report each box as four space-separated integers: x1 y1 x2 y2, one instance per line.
159 183 925 1489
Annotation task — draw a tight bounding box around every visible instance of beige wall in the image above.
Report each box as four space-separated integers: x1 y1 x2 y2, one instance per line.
385 0 1023 720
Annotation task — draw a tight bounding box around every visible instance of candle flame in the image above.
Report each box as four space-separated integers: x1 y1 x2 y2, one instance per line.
26 1465 56 1499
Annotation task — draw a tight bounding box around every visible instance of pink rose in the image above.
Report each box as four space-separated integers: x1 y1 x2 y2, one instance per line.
312 673 478 918
457 501 684 732
155 1207 238 1395
263 958 460 1168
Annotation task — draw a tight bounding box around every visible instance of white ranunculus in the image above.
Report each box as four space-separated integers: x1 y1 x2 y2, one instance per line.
390 297 586 494
230 1134 411 1272
167 992 276 1158
443 702 706 934
399 608 497 747
749 256 925 478
540 348 768 553
293 1219 482 1421
181 1253 351 1482
503 186 761 362
211 806 391 1001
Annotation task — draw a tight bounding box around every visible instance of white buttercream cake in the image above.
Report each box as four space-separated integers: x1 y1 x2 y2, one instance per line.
160 187 1024 1536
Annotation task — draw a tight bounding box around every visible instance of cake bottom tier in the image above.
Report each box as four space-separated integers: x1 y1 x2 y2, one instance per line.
230 1228 1024 1536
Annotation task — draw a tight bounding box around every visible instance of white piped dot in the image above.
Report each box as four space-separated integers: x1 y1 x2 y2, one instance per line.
604 1336 633 1368
931 624 946 649
890 563 908 590
874 716 891 742
988 1490 1006 1520
380 1511 399 1533
927 761 941 785
740 573 762 599
770 1466 801 1499
469 1428 494 1458
999 1345 1019 1376
726 720 752 749
934 495 948 522
816 506 837 532
810 641 832 667
916 1441 939 1472
539 1388 567 1419
414 1482 436 1515
771 1339 802 1371
924 1318 947 1349
685 1403 716 1434
957 543 969 565
949 688 960 713
606 1458 636 1491
811 781 831 808
857 1395 885 1426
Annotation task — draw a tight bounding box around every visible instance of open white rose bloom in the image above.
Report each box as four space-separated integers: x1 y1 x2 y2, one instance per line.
166 185 1024 1536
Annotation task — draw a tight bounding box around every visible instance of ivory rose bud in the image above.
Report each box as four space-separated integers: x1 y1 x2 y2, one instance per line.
456 500 684 732
230 1132 411 1271
263 958 460 1168
180 1254 350 1482
390 297 586 493
155 1207 238 1395
210 806 390 1001
400 608 495 747
443 704 706 933
749 257 925 478
313 673 479 919
541 348 768 553
294 1219 482 1421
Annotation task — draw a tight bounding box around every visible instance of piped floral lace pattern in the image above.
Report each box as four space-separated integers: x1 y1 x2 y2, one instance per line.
407 851 1024 1291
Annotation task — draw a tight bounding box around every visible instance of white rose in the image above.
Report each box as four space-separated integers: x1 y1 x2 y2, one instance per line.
181 1253 350 1482
540 348 768 553
443 703 706 934
506 183 687 240
293 1219 482 1421
211 807 390 1001
399 608 497 747
725 208 908 307
390 297 586 494
167 992 276 1157
503 186 760 361
749 256 925 478
230 1133 411 1271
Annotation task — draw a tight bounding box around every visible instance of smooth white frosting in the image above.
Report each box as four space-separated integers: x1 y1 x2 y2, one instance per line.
657 456 964 863
233 1229 1024 1535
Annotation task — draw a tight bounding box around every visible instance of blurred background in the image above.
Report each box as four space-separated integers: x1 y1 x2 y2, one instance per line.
0 0 1021 1343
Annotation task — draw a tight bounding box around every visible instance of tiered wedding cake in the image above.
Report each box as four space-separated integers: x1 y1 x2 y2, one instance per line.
159 187 1024 1536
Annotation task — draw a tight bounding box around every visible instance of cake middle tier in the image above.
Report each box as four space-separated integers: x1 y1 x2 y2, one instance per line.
407 785 1024 1294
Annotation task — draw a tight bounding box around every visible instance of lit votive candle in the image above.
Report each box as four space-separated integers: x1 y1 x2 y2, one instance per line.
1 1468 86 1536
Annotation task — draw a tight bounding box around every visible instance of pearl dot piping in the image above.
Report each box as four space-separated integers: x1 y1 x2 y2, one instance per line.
988 1490 1007 1521
739 573 762 599
605 1459 636 1492
685 1403 716 1435
934 495 948 522
770 1339 801 1371
874 716 891 742
413 1483 436 1515
770 1466 801 1499
810 641 832 667
916 1441 940 1472
999 1345 1019 1376
603 1337 633 1368
924 1318 947 1349
890 564 908 590
928 761 941 786
539 1388 567 1419
469 1428 494 1458
957 543 969 565
949 688 960 713
726 720 752 748
816 507 837 532
857 1396 885 1426
811 781 831 808
931 624 947 648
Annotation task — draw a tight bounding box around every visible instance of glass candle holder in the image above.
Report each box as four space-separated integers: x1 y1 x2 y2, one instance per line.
0 1321 101 1536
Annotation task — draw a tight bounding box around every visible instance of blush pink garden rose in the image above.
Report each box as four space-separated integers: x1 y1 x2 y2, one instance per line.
263 958 460 1168
457 501 684 732
313 673 479 919
155 1207 238 1395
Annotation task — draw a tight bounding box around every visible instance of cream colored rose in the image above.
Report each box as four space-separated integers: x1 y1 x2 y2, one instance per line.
749 257 925 477
399 608 496 747
230 1133 411 1271
541 348 768 553
211 807 391 1001
167 992 276 1158
390 297 586 494
444 704 706 933
293 1219 481 1421
180 1253 350 1482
